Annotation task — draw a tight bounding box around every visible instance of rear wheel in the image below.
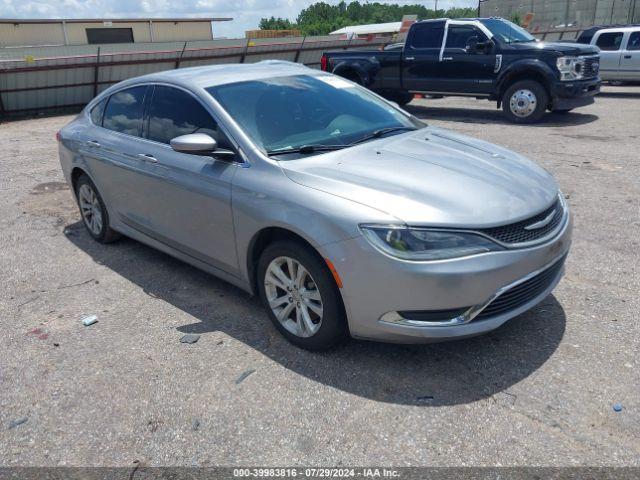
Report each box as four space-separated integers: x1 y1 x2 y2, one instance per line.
385 91 414 107
257 240 347 350
75 174 120 243
502 80 548 124
338 70 363 86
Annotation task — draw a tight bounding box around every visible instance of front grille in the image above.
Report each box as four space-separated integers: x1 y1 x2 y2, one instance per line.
475 255 566 321
477 198 564 245
583 56 600 78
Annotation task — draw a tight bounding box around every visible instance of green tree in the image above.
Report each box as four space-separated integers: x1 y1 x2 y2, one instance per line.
258 16 296 30
259 1 477 35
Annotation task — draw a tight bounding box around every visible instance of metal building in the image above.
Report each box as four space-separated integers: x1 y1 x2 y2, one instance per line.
480 0 639 39
0 18 233 48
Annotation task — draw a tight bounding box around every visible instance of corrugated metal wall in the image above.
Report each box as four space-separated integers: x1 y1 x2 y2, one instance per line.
481 0 640 39
0 35 385 117
0 21 215 47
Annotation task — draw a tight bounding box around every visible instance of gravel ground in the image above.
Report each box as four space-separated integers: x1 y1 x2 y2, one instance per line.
0 86 639 467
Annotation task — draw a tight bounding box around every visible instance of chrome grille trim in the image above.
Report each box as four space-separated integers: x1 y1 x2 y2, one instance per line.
472 195 568 248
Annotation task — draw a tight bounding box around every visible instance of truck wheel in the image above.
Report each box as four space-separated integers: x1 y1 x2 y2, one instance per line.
338 70 363 86
502 80 548 124
384 91 414 107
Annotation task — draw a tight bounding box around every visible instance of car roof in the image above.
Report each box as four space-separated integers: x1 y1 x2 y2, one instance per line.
596 26 640 33
118 61 314 91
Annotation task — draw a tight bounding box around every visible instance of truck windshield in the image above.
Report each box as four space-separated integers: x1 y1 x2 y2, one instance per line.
206 74 423 156
481 19 536 44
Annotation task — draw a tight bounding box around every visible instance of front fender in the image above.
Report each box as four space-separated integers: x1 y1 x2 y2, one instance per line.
496 59 557 94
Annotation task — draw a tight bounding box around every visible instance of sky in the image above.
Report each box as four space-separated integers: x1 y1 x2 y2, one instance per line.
0 0 478 38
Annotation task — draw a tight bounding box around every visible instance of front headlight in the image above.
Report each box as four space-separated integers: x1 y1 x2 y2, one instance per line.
360 225 503 261
557 56 585 81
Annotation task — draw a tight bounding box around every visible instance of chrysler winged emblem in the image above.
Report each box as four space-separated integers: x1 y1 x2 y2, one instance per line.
524 210 557 230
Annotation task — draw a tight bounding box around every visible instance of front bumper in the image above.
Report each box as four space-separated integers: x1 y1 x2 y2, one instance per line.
551 77 601 110
321 212 572 343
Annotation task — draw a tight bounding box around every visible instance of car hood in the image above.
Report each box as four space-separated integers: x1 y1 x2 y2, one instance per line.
279 127 558 228
508 41 599 56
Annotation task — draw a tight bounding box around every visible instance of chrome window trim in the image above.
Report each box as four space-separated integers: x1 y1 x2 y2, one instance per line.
86 81 245 164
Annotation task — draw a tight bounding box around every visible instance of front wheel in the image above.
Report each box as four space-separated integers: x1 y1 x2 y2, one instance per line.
257 240 347 350
502 80 548 124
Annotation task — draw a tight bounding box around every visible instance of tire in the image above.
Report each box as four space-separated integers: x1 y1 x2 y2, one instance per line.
502 80 548 124
75 174 120 243
257 240 348 350
337 70 363 86
386 91 414 107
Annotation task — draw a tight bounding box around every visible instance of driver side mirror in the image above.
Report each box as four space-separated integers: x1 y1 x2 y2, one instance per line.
170 133 235 159
466 37 492 54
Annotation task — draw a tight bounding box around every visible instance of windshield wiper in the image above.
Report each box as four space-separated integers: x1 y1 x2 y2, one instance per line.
267 144 347 156
350 126 417 146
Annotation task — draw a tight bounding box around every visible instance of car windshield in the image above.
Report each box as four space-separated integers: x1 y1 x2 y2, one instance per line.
206 74 423 155
481 18 536 44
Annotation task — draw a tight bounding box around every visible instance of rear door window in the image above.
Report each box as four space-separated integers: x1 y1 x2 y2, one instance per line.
409 23 444 49
627 31 640 50
103 86 148 137
596 31 624 51
146 85 231 148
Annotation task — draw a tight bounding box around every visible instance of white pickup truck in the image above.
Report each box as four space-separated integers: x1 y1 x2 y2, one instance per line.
581 26 640 82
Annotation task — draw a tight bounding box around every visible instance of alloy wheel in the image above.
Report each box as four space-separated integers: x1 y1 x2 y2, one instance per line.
78 183 103 236
264 256 323 338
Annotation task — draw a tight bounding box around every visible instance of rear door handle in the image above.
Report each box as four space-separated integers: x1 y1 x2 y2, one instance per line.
405 56 415 61
442 57 453 61
137 153 158 163
624 54 632 59
85 140 101 148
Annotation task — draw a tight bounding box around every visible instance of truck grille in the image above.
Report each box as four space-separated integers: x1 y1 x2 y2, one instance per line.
477 198 564 245
583 56 600 78
475 255 566 321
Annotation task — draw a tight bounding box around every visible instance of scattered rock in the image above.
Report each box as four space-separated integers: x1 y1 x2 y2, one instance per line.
180 334 200 344
192 419 201 431
613 403 623 412
8 417 28 429
236 369 256 385
53 342 60 347
147 419 162 432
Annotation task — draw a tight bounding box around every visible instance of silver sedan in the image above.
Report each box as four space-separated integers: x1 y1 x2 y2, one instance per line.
57 61 571 349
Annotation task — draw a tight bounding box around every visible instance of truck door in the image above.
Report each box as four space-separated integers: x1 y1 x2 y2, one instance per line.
619 31 640 81
402 21 445 92
594 30 624 80
439 23 495 94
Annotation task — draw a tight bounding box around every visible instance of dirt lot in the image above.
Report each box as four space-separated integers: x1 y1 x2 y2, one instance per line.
1 86 639 467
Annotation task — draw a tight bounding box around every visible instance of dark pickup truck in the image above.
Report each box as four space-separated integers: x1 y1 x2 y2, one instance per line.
321 18 601 123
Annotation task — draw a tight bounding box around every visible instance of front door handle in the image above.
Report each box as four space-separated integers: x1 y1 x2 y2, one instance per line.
442 56 453 61
137 153 158 164
85 140 101 148
405 56 415 61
